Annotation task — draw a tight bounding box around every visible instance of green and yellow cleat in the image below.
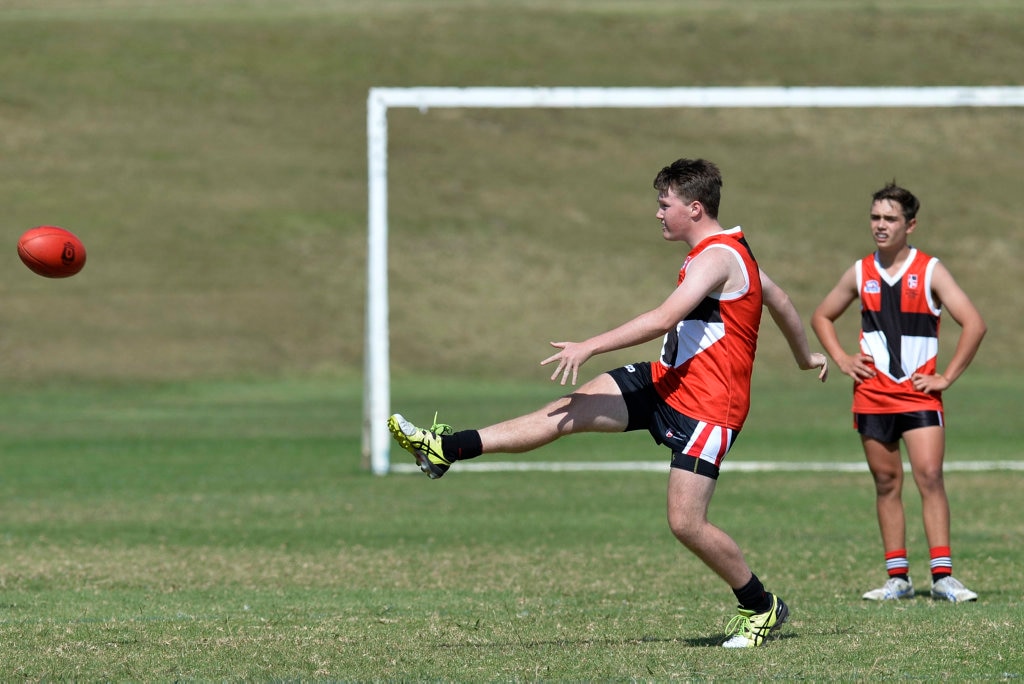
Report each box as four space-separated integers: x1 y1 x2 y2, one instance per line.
721 593 789 648
387 413 454 479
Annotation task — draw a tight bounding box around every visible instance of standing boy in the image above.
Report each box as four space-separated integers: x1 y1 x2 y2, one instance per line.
389 158 829 646
811 182 986 602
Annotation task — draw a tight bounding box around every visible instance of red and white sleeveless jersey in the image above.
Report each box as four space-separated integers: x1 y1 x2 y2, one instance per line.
853 247 943 414
651 227 762 430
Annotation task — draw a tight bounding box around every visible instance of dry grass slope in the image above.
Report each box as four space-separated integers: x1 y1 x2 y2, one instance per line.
0 1 1021 384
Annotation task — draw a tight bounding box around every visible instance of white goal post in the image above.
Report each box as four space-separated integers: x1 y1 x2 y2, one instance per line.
364 85 1024 475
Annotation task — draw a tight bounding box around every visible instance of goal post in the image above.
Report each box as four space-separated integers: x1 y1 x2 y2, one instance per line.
364 85 1024 475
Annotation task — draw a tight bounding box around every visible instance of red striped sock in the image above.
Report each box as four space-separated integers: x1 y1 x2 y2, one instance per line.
885 549 909 578
930 546 952 581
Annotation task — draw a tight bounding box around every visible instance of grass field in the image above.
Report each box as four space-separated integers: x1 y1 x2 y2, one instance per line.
1 378 1022 679
1 0 1022 679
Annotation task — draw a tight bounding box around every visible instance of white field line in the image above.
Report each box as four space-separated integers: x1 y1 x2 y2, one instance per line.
391 460 1024 474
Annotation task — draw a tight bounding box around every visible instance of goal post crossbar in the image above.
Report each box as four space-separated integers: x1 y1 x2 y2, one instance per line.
364 85 1024 475
370 86 1024 110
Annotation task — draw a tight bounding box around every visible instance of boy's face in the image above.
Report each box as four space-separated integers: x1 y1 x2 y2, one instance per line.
869 199 916 250
656 188 694 242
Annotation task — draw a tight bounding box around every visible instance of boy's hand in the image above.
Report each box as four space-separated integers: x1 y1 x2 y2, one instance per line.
837 352 876 383
911 372 949 394
808 352 829 382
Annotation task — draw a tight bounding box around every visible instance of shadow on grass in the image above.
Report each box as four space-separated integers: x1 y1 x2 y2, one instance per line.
679 631 797 648
438 632 797 650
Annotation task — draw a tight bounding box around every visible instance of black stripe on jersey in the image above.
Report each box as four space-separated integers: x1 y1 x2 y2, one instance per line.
662 298 722 366
685 297 723 323
736 235 758 264
861 282 938 378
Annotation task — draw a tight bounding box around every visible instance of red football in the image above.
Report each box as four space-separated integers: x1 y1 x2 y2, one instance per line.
17 225 87 278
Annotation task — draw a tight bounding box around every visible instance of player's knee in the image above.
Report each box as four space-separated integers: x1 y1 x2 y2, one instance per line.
667 515 702 547
914 468 945 494
871 470 902 496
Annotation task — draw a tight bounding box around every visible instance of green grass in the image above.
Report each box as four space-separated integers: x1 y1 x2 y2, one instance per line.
0 0 1022 678
1 378 1022 679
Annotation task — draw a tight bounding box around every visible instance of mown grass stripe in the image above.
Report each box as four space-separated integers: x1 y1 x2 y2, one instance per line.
392 460 1024 474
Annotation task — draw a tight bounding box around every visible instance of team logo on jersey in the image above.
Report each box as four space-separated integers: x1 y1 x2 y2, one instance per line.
864 279 881 294
908 274 919 289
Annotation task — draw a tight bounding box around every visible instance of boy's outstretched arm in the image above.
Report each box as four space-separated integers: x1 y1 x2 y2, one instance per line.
760 269 829 382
